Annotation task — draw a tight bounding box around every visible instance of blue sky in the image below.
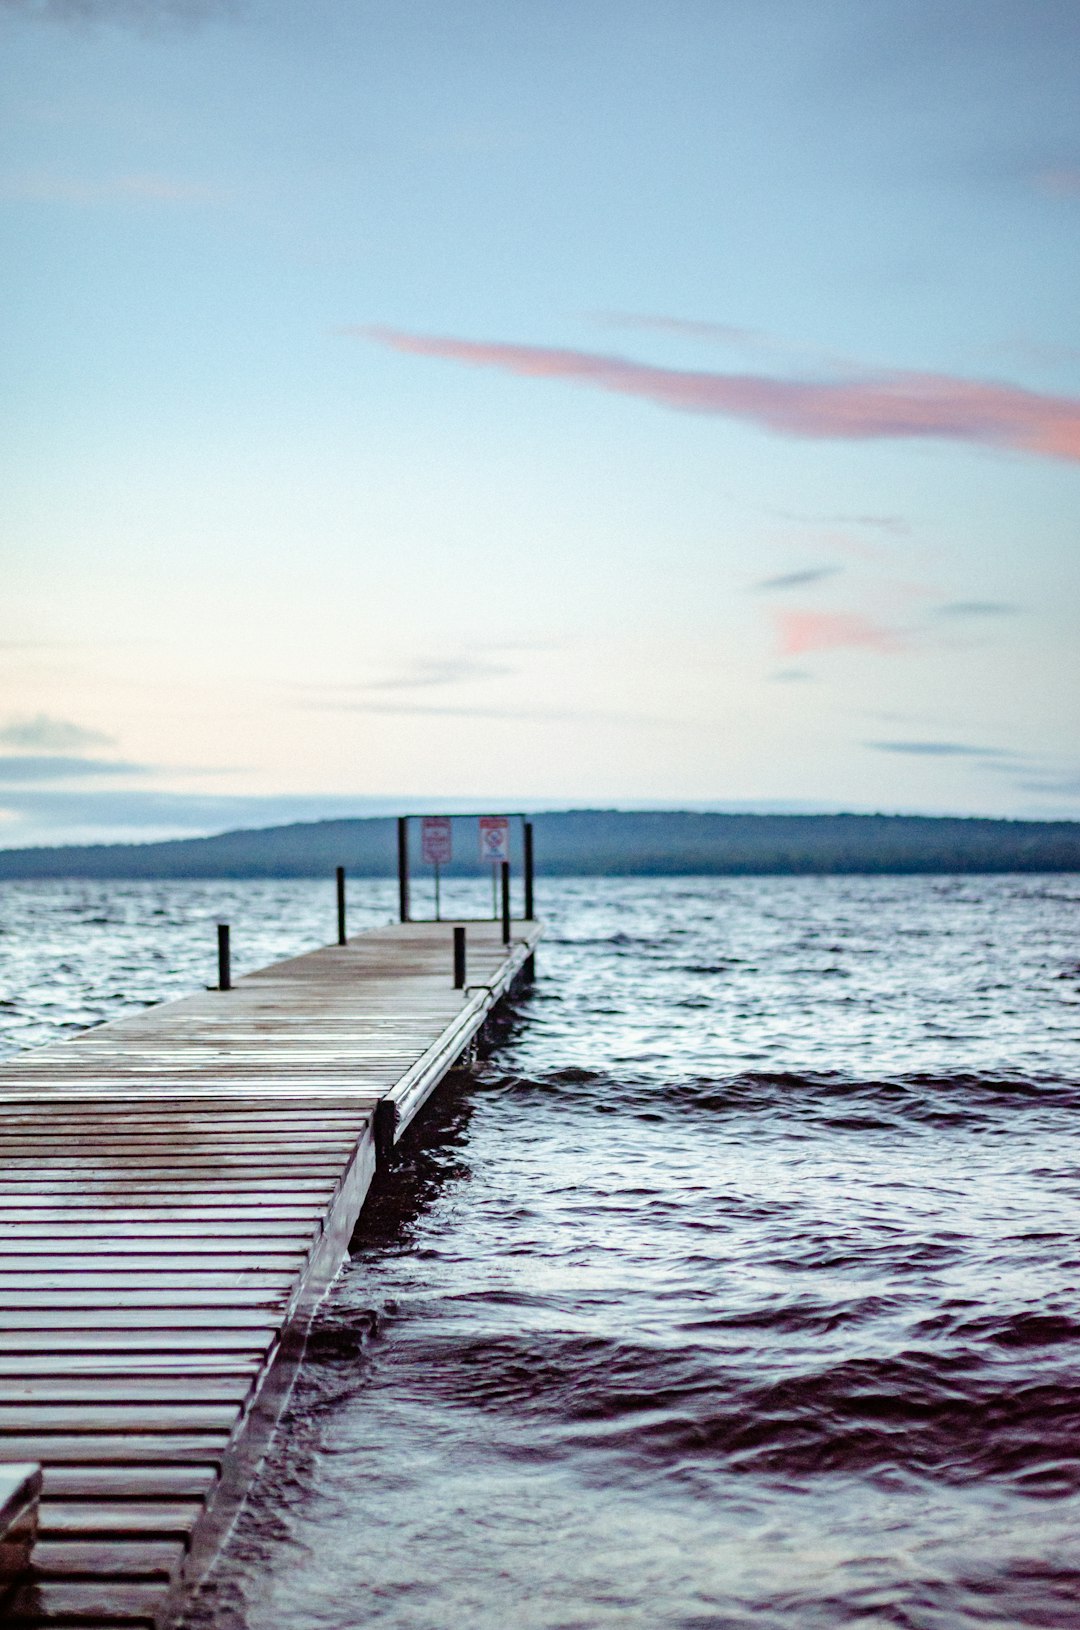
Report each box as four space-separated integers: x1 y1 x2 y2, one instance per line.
2 0 1078 846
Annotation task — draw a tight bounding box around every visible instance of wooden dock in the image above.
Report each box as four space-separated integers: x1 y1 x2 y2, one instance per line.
0 916 539 1628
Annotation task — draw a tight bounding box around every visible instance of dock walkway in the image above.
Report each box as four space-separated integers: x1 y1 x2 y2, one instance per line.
0 917 539 1628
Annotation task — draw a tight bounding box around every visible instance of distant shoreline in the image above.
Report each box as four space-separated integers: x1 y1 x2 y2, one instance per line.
0 810 1077 879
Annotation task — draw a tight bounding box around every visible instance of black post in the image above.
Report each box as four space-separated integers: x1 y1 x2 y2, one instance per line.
217 923 231 992
373 1098 396 1169
453 924 466 989
501 860 511 945
524 821 534 920
336 866 347 946
397 816 410 923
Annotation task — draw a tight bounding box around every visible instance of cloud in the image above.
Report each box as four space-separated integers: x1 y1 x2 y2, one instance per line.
593 313 769 346
0 755 148 782
772 511 911 536
756 567 841 591
1034 166 1080 197
353 327 1080 464
294 655 527 700
0 789 865 851
2 172 219 205
0 790 430 847
775 610 908 656
866 741 1020 759
1014 771 1080 797
299 699 661 726
936 600 1021 617
0 0 233 26
0 714 115 750
590 314 859 372
358 656 515 692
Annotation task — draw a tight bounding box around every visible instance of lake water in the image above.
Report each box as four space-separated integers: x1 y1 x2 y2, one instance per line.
2 875 1079 1629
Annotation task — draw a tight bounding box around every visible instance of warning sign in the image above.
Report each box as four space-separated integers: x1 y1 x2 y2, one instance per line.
421 816 452 867
478 815 510 865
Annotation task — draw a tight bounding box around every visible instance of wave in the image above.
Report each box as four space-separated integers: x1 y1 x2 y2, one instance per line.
359 1327 1080 1496
476 1066 1080 1123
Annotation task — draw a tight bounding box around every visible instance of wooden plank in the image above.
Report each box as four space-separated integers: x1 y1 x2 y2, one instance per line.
0 1264 296 1290
0 1240 311 1257
0 1434 229 1463
0 1184 337 1197
41 1467 215 1499
0 1158 349 1172
0 1138 360 1154
0 1207 324 1221
0 1255 303 1272
0 1355 264 1376
0 1336 272 1359
3 1378 254 1404
0 1288 292 1308
32 1539 185 1580
39 1503 201 1539
0 1223 316 1240
0 1123 364 1139
0 1168 343 1182
0 1114 371 1127
5 1577 164 1623
0 1404 240 1432
0 1309 281 1329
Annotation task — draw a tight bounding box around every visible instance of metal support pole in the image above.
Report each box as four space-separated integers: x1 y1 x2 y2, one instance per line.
217 923 231 992
397 816 410 923
501 861 511 945
336 866 347 946
524 821 534 920
453 925 466 989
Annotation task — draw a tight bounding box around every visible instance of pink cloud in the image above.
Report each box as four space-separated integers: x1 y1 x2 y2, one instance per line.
353 326 1080 464
1034 166 1080 198
775 610 909 657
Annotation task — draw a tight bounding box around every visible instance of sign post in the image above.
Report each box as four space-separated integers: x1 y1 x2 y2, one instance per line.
478 816 511 918
421 816 453 920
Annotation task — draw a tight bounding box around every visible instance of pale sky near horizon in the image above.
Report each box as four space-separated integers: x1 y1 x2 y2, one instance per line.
2 0 1079 846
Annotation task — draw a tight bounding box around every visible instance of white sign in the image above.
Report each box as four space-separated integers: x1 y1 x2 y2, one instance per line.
421 816 452 867
478 815 510 865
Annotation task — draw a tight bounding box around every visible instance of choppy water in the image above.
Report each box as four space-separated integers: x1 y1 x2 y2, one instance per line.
2 875 1079 1629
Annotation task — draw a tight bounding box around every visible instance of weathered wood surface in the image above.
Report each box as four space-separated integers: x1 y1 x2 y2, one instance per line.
0 918 539 1627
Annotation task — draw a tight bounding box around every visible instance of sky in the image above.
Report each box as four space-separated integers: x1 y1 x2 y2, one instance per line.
2 0 1079 847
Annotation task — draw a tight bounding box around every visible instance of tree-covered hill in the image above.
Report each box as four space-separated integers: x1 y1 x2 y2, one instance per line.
0 810 1077 878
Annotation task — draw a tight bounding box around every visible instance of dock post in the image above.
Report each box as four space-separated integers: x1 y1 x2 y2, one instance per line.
217 924 231 992
397 817 410 923
373 1099 396 1169
453 925 466 989
501 861 511 945
0 1463 40 1606
336 866 347 946
524 821 534 920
